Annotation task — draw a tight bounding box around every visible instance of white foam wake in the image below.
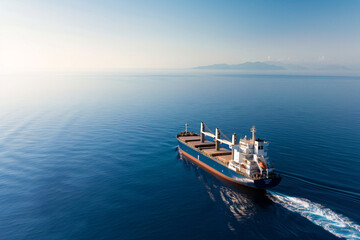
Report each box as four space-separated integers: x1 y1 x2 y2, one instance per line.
269 191 360 239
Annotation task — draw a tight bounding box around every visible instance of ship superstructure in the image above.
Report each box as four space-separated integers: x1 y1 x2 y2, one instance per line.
177 122 281 189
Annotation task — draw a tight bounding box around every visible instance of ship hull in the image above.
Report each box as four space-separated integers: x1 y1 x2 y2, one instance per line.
178 140 281 189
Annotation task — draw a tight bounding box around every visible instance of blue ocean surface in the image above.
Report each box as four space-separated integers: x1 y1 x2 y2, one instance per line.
0 72 359 239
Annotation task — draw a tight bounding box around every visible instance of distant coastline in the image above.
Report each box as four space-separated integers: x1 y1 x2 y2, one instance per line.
193 61 360 75
194 62 285 70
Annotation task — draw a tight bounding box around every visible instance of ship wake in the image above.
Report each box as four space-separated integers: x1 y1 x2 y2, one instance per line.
268 191 360 239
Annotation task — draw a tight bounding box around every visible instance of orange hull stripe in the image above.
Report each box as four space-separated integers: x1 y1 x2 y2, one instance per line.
179 148 242 185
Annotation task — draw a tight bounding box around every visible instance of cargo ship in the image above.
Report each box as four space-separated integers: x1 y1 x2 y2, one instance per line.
177 122 281 189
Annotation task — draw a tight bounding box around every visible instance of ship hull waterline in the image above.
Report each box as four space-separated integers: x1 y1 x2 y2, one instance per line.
178 140 281 190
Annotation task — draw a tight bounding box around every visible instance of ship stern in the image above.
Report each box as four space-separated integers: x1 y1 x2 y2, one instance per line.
254 175 282 189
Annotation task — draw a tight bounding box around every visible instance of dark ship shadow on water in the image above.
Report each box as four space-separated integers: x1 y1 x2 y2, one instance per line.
176 149 360 239
176 149 274 223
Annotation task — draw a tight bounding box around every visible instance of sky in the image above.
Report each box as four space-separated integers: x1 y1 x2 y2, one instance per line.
0 0 359 71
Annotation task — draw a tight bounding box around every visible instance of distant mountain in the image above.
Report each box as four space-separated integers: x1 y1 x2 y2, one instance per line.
193 61 360 75
194 62 285 70
315 64 350 71
264 61 309 71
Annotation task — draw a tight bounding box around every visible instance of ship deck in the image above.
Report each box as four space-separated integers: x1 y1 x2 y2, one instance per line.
178 135 201 142
203 148 232 156
215 154 233 164
188 140 215 148
176 130 281 188
178 135 234 164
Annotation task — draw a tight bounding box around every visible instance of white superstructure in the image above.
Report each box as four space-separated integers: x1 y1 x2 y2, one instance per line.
200 122 273 179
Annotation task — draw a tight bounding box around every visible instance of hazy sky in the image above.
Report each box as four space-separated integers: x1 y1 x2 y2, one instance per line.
1 0 359 71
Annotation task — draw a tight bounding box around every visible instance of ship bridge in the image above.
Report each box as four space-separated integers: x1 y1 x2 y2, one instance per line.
199 122 272 178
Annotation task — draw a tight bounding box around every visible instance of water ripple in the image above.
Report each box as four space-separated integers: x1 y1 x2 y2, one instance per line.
269 191 360 239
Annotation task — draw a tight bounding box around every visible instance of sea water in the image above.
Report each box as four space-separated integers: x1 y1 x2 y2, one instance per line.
0 71 359 239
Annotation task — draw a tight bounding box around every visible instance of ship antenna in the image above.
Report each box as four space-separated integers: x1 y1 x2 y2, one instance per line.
251 125 256 143
185 123 188 133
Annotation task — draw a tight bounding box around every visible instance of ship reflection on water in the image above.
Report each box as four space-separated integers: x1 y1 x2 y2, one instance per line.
178 151 273 223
